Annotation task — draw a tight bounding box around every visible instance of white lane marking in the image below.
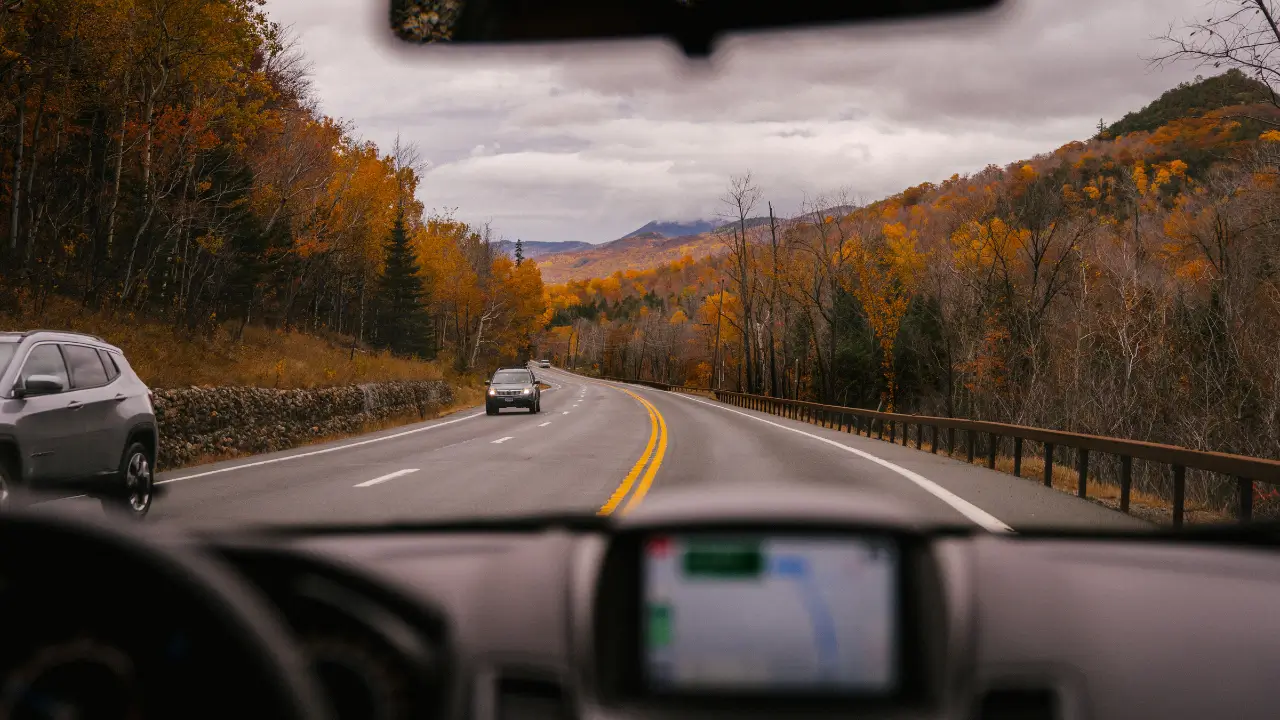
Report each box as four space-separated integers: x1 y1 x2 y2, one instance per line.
154 411 484 486
667 393 1012 533
354 468 419 488
562 411 570 415
492 436 514 444
538 422 552 427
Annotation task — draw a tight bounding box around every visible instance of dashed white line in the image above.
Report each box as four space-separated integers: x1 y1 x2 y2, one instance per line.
667 392 1012 533
562 411 570 415
153 412 485 486
492 436 515 444
354 468 419 488
538 422 552 427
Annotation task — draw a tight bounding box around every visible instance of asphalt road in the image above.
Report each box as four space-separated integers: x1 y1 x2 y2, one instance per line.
42 367 1149 532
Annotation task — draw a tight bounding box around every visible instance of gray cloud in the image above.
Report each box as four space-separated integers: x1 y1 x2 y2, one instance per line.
265 0 1207 244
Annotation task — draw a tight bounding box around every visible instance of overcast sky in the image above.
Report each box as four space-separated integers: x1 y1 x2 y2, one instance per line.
263 0 1209 244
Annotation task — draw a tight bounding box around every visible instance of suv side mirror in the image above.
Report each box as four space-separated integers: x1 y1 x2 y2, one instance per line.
16 375 65 397
483 380 491 386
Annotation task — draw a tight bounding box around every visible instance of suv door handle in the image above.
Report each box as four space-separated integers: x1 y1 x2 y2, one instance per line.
67 400 83 410
114 393 127 402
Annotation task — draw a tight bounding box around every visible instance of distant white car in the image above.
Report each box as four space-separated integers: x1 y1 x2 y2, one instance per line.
538 359 551 368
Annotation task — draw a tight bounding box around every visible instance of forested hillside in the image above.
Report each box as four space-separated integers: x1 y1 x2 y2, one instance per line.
0 0 544 376
541 73 1280 512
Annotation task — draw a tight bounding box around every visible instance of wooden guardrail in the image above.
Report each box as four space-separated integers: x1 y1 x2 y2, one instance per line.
711 389 1280 528
593 373 1280 527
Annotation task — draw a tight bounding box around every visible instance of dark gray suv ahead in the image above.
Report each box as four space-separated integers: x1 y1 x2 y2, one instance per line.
0 331 158 518
485 367 542 415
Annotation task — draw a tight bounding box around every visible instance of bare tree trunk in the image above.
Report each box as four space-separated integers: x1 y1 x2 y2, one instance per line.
104 73 130 258
9 77 27 253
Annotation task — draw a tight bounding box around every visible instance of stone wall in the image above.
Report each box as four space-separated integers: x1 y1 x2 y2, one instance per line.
152 380 454 468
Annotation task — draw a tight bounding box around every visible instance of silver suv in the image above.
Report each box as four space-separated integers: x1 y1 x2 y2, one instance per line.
0 331 157 518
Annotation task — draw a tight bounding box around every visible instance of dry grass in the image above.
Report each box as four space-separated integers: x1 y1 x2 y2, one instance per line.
2 296 448 389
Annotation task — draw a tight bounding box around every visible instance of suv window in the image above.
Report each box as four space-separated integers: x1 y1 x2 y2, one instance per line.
492 370 531 384
19 344 70 391
97 349 120 381
0 342 15 376
65 344 109 388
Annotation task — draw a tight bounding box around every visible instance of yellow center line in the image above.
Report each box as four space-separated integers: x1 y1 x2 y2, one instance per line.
620 393 667 515
598 390 658 515
595 384 667 516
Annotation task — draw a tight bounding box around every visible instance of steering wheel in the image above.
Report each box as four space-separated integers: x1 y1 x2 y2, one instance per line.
0 509 328 720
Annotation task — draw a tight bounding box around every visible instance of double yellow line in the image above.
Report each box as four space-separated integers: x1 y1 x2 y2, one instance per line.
598 387 668 516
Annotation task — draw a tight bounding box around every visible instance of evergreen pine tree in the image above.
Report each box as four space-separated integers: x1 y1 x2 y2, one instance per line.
514 237 525 266
376 210 434 357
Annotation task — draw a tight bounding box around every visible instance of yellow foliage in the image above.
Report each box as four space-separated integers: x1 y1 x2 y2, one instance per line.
951 217 1029 270
1133 161 1149 196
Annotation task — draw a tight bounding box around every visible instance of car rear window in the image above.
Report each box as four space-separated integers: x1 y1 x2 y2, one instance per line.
98 349 121 381
64 344 109 388
493 370 530 384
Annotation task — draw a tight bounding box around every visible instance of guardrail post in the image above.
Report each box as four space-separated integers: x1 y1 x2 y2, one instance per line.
1077 449 1089 498
987 435 999 469
1238 477 1253 522
966 430 975 463
1043 443 1054 487
948 427 956 456
1172 464 1186 528
878 420 884 440
889 421 896 443
1013 437 1023 477
930 426 938 453
916 424 923 450
1120 456 1132 513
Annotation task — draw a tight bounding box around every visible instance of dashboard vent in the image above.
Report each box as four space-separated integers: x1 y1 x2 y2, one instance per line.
975 688 1060 720
496 677 575 720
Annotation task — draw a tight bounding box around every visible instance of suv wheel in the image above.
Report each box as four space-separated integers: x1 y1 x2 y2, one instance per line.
486 404 497 416
0 459 13 509
102 442 153 520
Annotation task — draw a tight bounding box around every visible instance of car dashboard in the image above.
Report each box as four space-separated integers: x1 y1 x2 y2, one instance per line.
4 485 1280 720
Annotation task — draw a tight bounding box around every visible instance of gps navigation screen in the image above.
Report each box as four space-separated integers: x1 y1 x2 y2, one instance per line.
642 535 899 693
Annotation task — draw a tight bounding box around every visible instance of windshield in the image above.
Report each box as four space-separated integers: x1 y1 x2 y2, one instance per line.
492 371 532 384
5 0 1277 530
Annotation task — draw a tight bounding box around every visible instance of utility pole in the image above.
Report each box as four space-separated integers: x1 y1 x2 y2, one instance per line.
712 280 724 390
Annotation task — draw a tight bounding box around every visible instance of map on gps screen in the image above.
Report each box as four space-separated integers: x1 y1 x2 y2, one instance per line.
643 535 899 692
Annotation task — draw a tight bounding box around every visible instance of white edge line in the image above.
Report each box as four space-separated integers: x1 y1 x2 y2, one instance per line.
492 436 514 444
667 392 1012 533
562 411 570 415
354 468 419 488
155 411 485 486
538 422 552 427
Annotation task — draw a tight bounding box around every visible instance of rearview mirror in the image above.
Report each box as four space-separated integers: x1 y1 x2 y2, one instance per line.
392 0 1005 57
16 375 65 397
